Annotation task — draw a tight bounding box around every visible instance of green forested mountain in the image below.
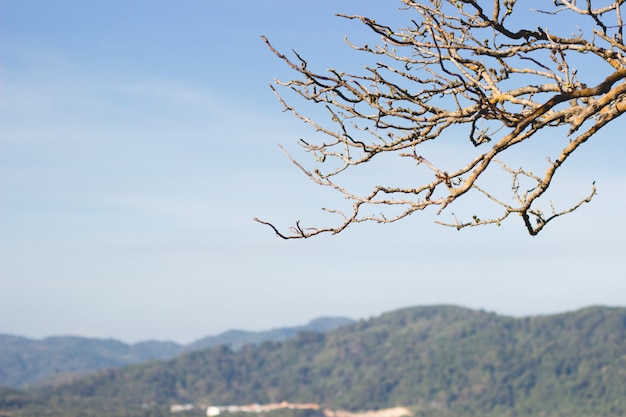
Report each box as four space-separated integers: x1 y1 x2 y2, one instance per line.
3 305 625 417
0 317 353 388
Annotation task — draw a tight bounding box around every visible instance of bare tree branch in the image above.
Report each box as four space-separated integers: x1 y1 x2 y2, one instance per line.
256 0 625 238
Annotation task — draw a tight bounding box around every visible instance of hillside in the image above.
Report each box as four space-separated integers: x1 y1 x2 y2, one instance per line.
0 317 354 388
2 305 625 417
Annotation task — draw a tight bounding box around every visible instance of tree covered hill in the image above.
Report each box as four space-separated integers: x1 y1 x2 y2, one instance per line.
5 305 625 417
0 317 354 389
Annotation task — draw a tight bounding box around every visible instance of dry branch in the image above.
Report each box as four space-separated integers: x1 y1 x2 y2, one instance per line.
256 0 625 239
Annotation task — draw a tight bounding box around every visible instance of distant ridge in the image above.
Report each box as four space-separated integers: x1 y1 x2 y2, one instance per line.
186 316 355 351
0 316 354 388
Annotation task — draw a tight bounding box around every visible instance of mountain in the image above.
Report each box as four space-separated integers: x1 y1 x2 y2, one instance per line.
0 334 183 389
3 305 624 417
0 316 354 389
186 317 356 351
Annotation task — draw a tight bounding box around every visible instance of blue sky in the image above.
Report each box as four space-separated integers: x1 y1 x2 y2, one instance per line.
1 1 625 344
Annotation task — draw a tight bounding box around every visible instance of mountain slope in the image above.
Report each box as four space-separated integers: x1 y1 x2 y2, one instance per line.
9 305 625 417
0 317 354 388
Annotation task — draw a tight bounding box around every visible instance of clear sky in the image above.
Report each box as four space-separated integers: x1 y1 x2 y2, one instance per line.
1 1 625 344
